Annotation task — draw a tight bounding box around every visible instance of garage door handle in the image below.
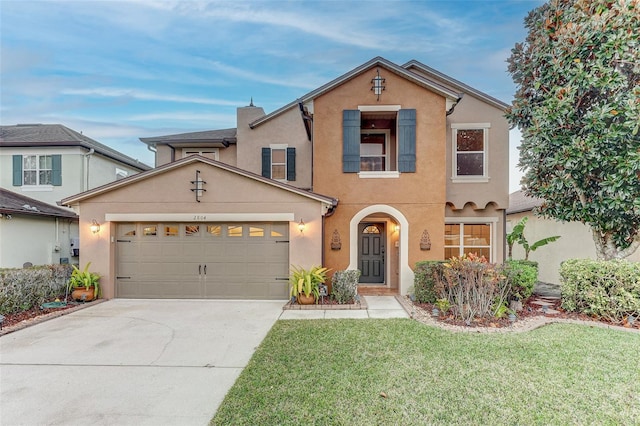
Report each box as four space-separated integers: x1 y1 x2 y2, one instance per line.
204 265 207 275
275 277 289 281
117 276 131 279
275 240 289 243
199 265 202 275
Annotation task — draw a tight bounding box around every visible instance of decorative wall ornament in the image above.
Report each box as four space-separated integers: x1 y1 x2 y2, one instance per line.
420 229 431 250
190 170 207 202
331 229 342 250
371 68 386 101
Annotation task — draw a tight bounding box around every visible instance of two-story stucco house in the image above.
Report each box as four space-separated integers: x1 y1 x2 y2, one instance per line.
0 124 150 267
61 57 509 300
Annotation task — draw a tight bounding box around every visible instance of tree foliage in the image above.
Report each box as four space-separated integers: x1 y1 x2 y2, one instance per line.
506 0 640 260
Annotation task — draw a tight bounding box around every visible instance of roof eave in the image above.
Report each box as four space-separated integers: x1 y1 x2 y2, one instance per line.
402 60 510 111
249 57 460 129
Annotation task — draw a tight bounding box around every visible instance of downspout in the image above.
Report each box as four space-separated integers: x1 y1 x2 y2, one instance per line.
84 148 94 191
146 143 157 166
321 205 337 267
502 209 507 263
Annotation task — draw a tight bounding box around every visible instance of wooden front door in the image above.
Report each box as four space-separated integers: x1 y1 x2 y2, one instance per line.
358 222 385 283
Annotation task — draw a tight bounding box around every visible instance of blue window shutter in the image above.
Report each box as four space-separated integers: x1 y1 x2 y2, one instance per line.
398 109 416 172
286 147 296 181
51 155 62 186
343 110 361 173
12 155 22 186
261 147 271 178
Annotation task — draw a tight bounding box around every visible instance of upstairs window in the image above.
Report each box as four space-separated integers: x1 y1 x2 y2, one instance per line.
451 123 490 181
343 108 415 176
261 145 296 181
183 149 219 160
360 131 389 172
13 154 62 187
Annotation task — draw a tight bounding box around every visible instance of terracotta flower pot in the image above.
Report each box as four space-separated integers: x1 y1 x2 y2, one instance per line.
296 293 316 305
71 287 96 302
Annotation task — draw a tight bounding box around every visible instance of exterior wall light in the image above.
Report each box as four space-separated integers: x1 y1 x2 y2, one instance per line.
394 224 400 233
90 219 101 234
298 219 305 234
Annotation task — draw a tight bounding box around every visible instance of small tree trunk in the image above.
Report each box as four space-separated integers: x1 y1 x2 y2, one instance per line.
592 229 640 260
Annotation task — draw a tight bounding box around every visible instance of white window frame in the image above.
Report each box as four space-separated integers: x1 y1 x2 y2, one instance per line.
444 217 498 262
359 129 390 173
183 149 219 160
269 144 288 181
22 154 53 187
451 123 490 183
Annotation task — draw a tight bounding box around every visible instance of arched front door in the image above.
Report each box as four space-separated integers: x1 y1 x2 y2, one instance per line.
358 222 385 283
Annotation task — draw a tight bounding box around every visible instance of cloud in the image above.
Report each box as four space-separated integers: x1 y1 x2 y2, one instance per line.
60 87 243 107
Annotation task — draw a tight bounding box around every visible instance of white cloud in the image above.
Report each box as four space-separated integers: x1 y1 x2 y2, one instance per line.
60 88 243 107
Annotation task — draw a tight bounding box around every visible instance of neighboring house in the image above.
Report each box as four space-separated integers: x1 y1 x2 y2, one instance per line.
61 57 510 300
0 188 78 267
506 190 640 285
0 124 151 267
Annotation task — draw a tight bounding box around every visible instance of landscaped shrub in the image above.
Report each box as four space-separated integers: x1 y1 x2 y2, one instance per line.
0 264 73 315
331 270 361 304
435 254 510 324
560 259 640 323
503 260 538 301
413 261 446 303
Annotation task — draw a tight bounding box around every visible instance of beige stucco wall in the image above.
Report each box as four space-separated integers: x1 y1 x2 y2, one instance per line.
237 106 312 189
71 160 327 299
310 67 448 295
446 95 509 210
507 212 640 285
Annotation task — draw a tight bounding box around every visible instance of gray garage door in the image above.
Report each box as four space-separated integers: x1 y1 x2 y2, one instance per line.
116 222 289 299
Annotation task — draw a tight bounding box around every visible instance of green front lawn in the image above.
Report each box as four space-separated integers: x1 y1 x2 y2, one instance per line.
211 319 640 425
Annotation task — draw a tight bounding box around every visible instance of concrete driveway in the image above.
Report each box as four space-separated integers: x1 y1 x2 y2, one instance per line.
0 299 284 425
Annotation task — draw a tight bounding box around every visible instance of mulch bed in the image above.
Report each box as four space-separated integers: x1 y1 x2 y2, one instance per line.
1 297 101 335
412 296 639 330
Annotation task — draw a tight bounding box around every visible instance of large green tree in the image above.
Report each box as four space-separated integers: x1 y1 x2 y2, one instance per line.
507 0 640 260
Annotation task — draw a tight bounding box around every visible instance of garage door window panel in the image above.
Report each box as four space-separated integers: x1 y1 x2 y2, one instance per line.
143 225 157 236
228 225 243 237
207 225 222 237
185 225 200 236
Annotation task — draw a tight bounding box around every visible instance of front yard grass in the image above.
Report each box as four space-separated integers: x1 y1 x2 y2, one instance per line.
211 319 640 425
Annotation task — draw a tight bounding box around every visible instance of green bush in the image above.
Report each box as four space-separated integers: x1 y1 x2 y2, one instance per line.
560 259 640 322
413 261 446 303
504 260 538 301
0 264 74 314
435 254 510 323
331 270 360 304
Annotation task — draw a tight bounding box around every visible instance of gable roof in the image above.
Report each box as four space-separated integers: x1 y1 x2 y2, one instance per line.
0 124 151 171
402 60 510 111
507 190 544 214
140 128 237 146
249 56 462 128
0 188 78 219
60 155 338 208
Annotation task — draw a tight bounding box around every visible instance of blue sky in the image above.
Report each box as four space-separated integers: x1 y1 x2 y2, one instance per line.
1 0 544 191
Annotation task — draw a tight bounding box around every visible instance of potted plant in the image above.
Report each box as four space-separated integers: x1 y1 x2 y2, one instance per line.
67 262 100 301
289 265 329 305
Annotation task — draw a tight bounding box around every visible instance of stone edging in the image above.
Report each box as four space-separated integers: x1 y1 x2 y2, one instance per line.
0 299 106 337
394 296 640 334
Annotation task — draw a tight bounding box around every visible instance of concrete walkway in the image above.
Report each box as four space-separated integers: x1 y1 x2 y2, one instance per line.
279 296 408 319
